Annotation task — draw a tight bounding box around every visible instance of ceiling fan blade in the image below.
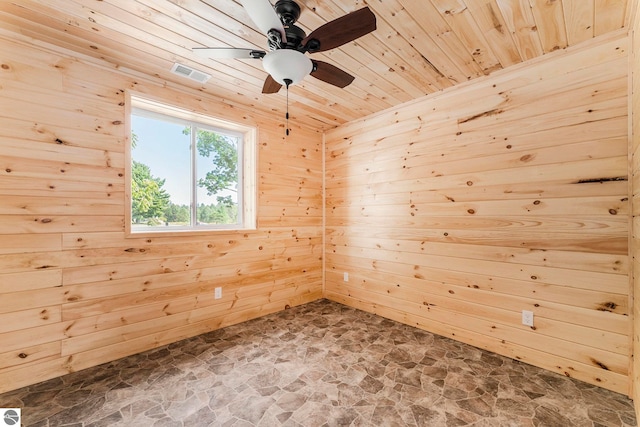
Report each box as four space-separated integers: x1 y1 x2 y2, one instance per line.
310 60 355 88
302 7 376 53
239 0 287 43
193 47 266 59
262 74 282 93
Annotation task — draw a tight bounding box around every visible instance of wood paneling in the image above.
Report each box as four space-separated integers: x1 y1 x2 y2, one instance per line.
0 1 633 130
630 0 640 416
325 32 631 395
0 34 322 393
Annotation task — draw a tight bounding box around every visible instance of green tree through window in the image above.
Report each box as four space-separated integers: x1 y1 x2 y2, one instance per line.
185 127 238 207
131 161 170 225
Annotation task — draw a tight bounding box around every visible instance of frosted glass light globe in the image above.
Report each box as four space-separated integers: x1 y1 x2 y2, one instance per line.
262 49 312 85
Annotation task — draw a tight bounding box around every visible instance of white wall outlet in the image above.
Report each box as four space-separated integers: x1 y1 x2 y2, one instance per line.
522 310 534 327
214 287 222 300
343 272 349 282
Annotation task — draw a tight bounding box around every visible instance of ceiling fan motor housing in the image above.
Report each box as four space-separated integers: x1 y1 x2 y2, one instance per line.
283 25 306 50
267 25 307 51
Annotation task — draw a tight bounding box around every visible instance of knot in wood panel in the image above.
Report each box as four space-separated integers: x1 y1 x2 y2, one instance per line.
591 358 610 371
457 109 503 124
597 302 617 312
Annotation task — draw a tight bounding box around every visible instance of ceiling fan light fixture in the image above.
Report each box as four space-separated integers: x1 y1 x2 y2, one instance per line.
262 49 312 86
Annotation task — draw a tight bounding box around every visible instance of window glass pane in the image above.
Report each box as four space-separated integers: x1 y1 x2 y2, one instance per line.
128 95 255 234
195 128 239 225
131 115 191 230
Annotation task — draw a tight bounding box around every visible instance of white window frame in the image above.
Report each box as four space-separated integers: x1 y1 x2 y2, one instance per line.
126 94 257 235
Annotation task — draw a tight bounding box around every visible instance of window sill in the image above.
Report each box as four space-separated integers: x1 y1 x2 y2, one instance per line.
125 226 258 239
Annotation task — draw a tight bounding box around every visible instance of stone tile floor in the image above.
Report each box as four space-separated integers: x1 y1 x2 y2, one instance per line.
0 299 636 426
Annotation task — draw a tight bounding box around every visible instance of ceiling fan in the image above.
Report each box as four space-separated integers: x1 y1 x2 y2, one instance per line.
193 0 377 94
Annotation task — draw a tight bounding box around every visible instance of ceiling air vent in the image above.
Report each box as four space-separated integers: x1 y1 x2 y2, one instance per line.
170 63 211 83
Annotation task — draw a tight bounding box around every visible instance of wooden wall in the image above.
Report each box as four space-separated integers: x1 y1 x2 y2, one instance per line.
0 33 323 393
325 31 631 395
631 0 640 415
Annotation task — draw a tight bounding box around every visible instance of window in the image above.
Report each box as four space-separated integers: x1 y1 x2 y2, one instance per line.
127 95 256 234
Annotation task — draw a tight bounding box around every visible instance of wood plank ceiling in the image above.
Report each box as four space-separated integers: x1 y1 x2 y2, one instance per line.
0 0 633 131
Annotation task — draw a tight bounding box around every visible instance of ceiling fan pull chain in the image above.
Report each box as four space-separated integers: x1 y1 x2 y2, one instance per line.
284 78 292 136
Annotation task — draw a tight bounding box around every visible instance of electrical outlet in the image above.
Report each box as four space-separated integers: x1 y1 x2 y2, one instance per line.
214 287 222 300
522 310 534 327
343 272 349 282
